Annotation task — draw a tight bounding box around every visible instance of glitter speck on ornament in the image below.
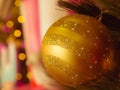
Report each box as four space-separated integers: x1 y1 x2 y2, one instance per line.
86 20 89 22
87 30 90 33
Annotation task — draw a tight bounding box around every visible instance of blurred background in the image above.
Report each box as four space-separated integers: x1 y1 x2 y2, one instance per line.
0 0 32 89
0 0 68 90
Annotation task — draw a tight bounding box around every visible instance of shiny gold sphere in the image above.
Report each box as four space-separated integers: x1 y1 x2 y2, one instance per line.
41 14 114 87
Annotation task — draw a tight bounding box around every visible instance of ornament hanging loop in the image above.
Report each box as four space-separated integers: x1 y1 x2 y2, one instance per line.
95 8 103 21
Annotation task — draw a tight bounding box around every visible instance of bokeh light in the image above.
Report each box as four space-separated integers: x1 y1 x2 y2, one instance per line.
6 20 14 28
18 16 25 23
26 72 31 80
15 0 21 7
16 73 22 80
14 29 22 37
18 53 26 60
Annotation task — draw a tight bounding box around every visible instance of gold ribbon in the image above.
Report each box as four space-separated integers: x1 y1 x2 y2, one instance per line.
42 45 86 70
47 26 85 43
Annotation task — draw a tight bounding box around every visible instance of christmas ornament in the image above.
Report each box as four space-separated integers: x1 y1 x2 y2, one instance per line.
41 14 114 87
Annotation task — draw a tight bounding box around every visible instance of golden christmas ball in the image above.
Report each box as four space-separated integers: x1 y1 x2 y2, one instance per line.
41 14 114 87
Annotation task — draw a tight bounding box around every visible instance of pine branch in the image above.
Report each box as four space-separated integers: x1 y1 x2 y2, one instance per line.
58 0 101 17
102 13 120 32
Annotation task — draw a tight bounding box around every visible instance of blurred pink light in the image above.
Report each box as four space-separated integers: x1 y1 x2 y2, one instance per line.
15 84 44 90
22 0 41 54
